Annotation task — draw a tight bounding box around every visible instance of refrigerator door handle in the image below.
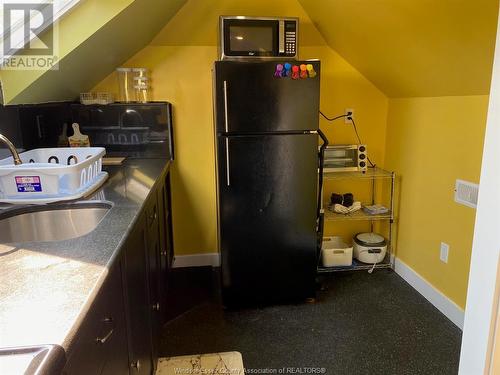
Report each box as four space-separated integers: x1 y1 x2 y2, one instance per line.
225 137 231 186
223 80 229 132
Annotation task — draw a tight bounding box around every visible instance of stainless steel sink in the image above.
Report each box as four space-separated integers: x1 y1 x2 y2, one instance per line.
0 202 112 243
0 345 66 375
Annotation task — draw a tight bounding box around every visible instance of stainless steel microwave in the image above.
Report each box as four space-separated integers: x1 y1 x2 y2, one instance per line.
219 16 298 60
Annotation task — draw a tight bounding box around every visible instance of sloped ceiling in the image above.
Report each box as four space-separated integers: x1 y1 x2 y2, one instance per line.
2 0 186 104
298 0 499 97
3 0 499 102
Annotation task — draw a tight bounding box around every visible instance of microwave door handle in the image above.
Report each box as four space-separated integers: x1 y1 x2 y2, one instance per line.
279 20 285 53
223 80 229 133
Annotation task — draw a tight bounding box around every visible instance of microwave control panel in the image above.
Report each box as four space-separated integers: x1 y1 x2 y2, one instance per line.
282 20 297 57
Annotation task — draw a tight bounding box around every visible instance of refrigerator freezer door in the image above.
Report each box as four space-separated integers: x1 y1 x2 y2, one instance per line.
214 61 320 134
217 133 318 304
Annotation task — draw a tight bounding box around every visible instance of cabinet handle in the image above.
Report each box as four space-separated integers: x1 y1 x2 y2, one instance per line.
131 360 141 371
152 302 160 311
161 250 167 257
96 328 114 344
150 208 157 222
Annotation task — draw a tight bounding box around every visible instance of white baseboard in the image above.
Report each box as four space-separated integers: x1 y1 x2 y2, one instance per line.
394 258 465 329
173 253 221 268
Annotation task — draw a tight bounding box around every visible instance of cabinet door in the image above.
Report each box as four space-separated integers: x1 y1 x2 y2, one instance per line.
146 194 161 371
62 264 128 375
62 309 104 375
157 172 173 324
122 214 153 375
99 262 129 375
165 173 174 270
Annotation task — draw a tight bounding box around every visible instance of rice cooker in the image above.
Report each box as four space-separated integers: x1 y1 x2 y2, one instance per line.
353 232 387 263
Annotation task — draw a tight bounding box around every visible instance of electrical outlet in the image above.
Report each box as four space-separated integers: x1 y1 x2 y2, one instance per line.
440 242 449 263
345 108 354 124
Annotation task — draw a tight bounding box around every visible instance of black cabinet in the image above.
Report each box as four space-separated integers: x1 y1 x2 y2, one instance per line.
145 194 161 371
121 213 153 375
145 170 174 370
121 168 173 374
62 264 129 375
63 166 173 375
157 172 173 323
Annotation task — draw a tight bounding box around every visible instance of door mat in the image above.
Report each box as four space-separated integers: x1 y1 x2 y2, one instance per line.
156 352 244 375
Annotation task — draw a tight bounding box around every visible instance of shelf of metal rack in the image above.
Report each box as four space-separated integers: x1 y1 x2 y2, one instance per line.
324 207 393 221
317 253 393 273
318 167 396 273
322 167 394 180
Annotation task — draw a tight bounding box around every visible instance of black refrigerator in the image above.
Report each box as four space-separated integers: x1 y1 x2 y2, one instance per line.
213 60 321 306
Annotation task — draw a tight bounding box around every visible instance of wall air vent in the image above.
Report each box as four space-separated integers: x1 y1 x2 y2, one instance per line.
455 179 479 209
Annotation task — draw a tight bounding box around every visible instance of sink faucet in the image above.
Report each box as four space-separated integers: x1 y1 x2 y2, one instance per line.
0 133 22 165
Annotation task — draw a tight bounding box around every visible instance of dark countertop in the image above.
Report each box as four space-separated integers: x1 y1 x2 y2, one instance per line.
0 158 170 353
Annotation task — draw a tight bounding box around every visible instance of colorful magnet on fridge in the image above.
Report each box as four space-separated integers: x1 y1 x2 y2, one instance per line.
274 64 283 78
300 64 308 79
291 65 300 80
283 62 292 77
306 64 317 78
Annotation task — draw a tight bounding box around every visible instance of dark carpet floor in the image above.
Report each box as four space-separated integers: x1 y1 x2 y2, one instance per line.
160 268 462 375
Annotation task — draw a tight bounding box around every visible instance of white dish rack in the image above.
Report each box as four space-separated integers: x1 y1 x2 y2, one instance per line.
0 147 108 204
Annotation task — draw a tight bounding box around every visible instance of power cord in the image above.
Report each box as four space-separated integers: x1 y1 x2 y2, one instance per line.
319 111 349 122
320 110 376 168
358 249 380 274
350 117 376 168
349 117 362 145
368 260 378 274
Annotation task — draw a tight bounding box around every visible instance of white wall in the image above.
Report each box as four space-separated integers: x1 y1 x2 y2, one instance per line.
459 13 500 375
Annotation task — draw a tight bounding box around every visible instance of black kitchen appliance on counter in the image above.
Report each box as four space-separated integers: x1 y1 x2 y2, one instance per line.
71 102 174 159
213 60 321 306
0 102 174 160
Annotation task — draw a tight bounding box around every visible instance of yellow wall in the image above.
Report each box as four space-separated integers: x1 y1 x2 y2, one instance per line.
94 0 389 255
310 43 389 241
385 96 489 308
